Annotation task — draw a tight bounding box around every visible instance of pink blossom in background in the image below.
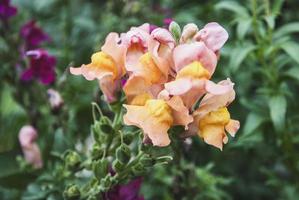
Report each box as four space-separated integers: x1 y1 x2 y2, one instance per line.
21 49 56 85
18 125 43 169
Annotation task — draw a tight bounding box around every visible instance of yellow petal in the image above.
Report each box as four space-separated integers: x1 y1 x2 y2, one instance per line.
176 61 210 80
130 93 152 106
139 53 163 84
91 52 118 79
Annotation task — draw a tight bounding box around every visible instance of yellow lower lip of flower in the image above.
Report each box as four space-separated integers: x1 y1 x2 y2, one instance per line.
130 93 152 106
176 61 210 80
199 107 230 128
145 99 173 125
91 51 118 79
139 53 163 84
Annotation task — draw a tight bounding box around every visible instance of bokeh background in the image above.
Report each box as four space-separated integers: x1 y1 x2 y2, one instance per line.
1 0 299 199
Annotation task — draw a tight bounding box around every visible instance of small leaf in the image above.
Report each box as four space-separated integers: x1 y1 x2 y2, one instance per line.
272 0 284 16
268 95 287 132
243 112 265 135
280 42 299 65
229 44 256 71
264 15 275 29
236 18 252 39
215 1 249 17
283 67 299 81
274 22 299 39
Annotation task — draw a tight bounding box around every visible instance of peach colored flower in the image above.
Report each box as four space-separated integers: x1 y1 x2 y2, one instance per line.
191 79 240 150
18 125 43 168
161 61 233 109
124 99 173 146
70 33 126 102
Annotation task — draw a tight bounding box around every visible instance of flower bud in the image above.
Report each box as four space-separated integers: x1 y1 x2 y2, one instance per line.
169 21 181 43
63 184 81 200
116 144 131 164
93 158 109 180
91 144 104 160
123 133 134 144
100 175 112 191
64 151 81 171
47 89 64 111
180 23 199 43
112 160 125 173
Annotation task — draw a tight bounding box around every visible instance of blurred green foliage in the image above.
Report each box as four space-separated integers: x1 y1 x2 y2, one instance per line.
1 0 299 199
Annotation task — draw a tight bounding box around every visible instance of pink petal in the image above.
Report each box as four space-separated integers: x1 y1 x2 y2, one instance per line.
18 125 37 148
225 119 240 137
173 42 217 75
195 22 229 52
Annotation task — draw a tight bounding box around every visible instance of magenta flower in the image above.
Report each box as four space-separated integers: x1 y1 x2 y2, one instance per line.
0 0 17 21
20 20 50 50
21 49 56 85
104 177 144 200
163 18 173 29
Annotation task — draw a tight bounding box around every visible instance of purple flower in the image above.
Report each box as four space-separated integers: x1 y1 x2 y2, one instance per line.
21 49 56 85
104 177 144 200
0 0 17 20
149 24 158 33
163 18 173 29
20 20 50 50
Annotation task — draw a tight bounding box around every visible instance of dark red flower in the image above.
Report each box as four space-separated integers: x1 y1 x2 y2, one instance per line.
104 177 144 200
20 20 50 50
21 49 56 85
0 0 17 20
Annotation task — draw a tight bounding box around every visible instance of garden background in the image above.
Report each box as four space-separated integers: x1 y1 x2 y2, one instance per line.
1 0 299 199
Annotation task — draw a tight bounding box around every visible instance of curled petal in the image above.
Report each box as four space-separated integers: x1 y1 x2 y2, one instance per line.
99 77 121 103
166 96 193 129
194 79 236 118
194 22 229 52
180 23 199 43
225 119 240 137
149 28 175 78
173 42 217 75
70 64 113 81
101 32 126 77
200 125 226 150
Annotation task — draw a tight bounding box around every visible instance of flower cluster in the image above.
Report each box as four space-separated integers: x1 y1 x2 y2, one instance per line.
70 22 240 150
19 21 56 85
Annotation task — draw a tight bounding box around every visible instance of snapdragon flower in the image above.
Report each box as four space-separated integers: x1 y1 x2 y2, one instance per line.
70 21 240 150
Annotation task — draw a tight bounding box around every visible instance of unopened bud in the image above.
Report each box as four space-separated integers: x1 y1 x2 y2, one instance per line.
64 151 81 171
91 144 104 160
116 144 131 164
63 184 80 200
169 21 181 43
180 23 198 43
112 160 125 173
93 158 109 180
47 89 64 111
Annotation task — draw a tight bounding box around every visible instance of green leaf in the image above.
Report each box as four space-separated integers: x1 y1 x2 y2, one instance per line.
264 15 275 29
283 67 299 81
274 22 299 39
243 112 265 135
280 42 299 65
215 1 249 17
236 18 252 39
272 0 284 16
268 95 287 132
229 44 256 71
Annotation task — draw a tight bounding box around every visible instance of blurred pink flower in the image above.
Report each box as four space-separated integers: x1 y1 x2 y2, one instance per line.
47 89 64 110
20 20 50 50
18 125 43 169
21 49 56 85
